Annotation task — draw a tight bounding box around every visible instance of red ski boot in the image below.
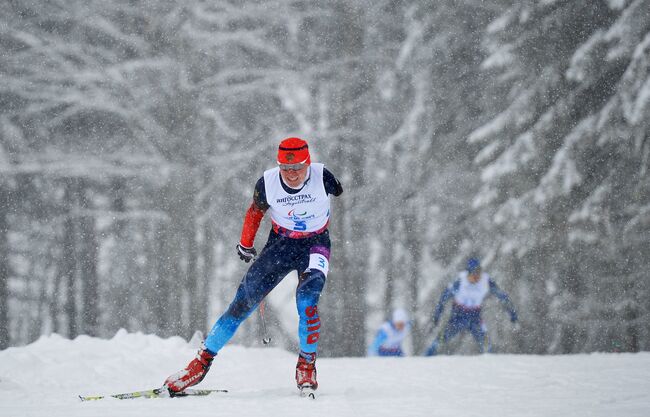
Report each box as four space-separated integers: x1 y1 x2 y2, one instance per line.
295 352 318 396
164 345 215 395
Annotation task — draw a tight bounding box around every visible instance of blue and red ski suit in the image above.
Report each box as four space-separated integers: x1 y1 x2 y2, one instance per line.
203 166 342 356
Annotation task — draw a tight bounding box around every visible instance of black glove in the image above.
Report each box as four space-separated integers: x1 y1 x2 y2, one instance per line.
236 244 257 263
510 311 518 323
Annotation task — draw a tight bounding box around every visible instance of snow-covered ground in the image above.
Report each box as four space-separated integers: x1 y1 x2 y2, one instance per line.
0 331 648 417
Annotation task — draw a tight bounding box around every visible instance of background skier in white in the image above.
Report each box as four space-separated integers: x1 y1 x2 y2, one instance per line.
368 308 411 357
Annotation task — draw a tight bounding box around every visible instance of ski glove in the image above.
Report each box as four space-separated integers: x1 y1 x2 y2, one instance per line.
433 313 441 327
236 244 257 263
510 311 518 323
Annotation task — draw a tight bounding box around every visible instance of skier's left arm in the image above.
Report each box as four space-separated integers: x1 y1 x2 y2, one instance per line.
489 279 518 322
323 167 343 196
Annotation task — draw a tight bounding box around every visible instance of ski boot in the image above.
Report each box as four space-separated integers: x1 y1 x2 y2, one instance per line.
163 344 215 395
295 351 317 398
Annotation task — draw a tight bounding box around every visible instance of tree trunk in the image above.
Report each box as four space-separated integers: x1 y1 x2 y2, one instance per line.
62 179 79 339
404 209 423 352
0 188 10 349
338 140 369 357
154 221 174 337
78 179 99 337
202 221 216 324
154 177 187 338
108 177 128 333
187 205 207 339
383 218 395 319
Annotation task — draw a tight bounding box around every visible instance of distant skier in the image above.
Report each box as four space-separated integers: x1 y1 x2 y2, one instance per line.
368 308 411 357
424 258 517 356
163 137 343 396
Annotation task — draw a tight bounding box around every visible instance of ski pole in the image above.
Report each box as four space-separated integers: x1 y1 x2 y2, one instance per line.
240 246 277 346
239 250 270 345
259 300 272 345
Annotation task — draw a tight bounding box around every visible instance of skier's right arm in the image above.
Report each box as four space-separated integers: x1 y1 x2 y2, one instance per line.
433 281 458 325
237 178 269 261
367 328 388 356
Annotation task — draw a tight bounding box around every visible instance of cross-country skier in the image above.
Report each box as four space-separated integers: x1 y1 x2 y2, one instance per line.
367 308 411 357
163 137 343 396
424 258 517 356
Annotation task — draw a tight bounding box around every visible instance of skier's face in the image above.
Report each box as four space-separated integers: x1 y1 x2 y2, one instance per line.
395 321 406 331
468 270 481 283
280 163 309 188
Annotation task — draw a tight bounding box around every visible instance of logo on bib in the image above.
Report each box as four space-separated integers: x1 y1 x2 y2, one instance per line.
289 209 307 219
276 194 315 205
286 209 316 231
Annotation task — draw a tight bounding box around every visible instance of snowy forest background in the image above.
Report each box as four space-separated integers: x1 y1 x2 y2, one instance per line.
1 0 649 357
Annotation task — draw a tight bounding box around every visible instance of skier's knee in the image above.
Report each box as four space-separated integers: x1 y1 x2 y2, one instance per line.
226 275 265 320
297 269 326 294
226 296 255 320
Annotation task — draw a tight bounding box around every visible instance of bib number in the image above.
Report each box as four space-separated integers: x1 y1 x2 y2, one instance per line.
293 220 307 231
308 253 329 276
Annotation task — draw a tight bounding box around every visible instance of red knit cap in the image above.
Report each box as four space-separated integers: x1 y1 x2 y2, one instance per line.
277 137 311 165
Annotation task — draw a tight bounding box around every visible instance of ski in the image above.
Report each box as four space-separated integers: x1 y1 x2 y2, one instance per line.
298 386 316 400
79 388 228 401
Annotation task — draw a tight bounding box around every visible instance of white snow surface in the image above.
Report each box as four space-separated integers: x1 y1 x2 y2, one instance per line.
1 331 649 417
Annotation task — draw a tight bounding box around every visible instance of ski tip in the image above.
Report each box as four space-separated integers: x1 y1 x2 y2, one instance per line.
79 395 103 402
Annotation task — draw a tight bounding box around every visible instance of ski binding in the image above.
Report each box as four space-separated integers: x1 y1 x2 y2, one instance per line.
299 386 316 399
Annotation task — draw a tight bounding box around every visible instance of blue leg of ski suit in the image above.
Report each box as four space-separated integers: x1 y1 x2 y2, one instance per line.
204 230 329 354
425 306 490 356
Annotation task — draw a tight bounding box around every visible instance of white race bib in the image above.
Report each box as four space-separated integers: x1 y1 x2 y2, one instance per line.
264 163 331 232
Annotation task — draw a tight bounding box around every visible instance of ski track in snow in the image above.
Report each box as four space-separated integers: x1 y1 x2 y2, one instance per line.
0 330 648 417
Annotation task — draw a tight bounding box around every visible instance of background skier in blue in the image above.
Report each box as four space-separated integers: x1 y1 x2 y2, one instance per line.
425 258 517 356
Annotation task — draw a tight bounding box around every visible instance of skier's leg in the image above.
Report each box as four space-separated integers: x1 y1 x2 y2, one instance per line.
426 336 443 356
296 269 326 353
294 244 330 353
204 252 291 353
425 316 462 356
295 245 329 390
164 237 293 393
470 319 490 353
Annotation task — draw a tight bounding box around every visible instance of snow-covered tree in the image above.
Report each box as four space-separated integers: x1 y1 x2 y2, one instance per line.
471 0 650 352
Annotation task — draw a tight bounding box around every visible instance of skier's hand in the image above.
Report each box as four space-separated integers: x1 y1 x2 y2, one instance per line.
510 311 518 323
236 244 257 263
